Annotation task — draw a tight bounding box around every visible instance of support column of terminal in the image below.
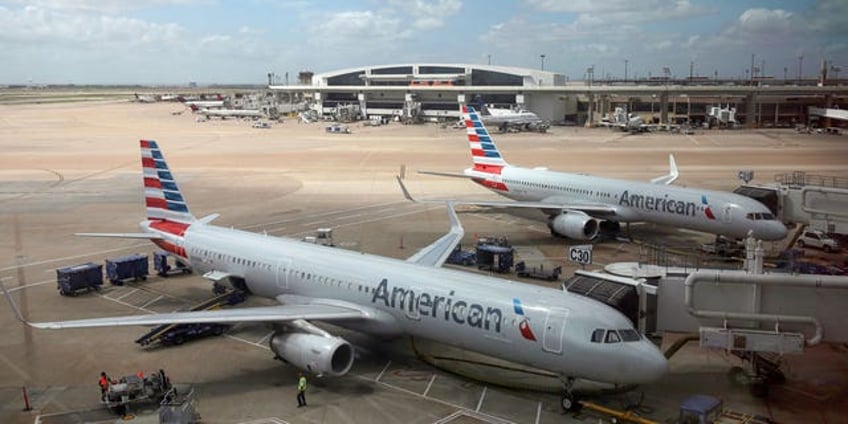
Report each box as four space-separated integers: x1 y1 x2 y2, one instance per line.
745 93 757 128
660 92 668 125
358 92 367 120
585 93 595 127
824 94 833 129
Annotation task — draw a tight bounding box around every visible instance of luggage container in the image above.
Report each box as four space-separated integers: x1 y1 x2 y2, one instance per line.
106 254 149 285
56 262 103 296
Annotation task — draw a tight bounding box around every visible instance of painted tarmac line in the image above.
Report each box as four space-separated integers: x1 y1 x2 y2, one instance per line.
476 385 487 412
375 360 392 382
423 374 436 397
115 288 139 301
139 295 163 309
257 330 275 346
0 242 148 272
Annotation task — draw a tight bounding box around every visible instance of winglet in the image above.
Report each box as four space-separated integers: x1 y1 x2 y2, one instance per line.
397 176 418 203
650 154 679 185
405 202 465 267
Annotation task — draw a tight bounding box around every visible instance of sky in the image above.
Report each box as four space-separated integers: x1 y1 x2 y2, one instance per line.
1 0 847 85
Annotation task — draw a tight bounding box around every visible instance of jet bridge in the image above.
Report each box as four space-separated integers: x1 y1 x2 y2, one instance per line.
736 171 848 234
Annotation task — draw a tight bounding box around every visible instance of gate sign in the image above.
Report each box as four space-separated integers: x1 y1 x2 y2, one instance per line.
568 245 592 265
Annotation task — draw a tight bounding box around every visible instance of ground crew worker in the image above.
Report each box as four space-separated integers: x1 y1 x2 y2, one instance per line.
136 370 144 379
296 372 307 407
98 372 110 400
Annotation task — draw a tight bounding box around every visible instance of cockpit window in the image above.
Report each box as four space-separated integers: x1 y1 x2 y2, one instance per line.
746 212 776 221
619 329 641 342
605 330 621 343
591 329 605 343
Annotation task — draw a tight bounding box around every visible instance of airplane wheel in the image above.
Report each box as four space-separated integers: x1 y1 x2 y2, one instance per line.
560 393 578 412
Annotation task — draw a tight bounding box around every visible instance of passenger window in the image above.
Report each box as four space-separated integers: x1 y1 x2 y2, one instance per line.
619 329 641 342
591 329 605 343
605 330 621 343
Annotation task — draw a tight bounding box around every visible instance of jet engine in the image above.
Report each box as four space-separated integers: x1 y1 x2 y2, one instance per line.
270 332 355 377
549 212 599 240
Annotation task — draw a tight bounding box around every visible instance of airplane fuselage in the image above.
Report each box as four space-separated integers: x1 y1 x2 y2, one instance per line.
163 222 667 386
466 166 787 241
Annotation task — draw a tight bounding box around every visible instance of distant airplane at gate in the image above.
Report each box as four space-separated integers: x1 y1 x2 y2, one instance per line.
2 140 667 411
412 106 787 242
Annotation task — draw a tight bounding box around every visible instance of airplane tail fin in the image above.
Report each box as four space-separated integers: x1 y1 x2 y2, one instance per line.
462 105 509 174
141 140 196 224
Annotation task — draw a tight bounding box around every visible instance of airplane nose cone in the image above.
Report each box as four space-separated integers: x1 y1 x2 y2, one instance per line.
760 222 788 241
636 341 669 383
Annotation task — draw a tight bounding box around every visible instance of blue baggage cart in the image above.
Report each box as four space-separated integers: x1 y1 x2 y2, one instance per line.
56 262 103 296
105 254 148 285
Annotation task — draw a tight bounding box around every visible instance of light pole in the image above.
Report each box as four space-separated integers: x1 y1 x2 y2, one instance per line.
784 67 788 81
624 59 629 82
540 54 546 71
587 65 595 86
487 54 491 65
798 55 803 82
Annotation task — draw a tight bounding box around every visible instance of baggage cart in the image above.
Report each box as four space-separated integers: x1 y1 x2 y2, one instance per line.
106 254 148 285
56 262 103 296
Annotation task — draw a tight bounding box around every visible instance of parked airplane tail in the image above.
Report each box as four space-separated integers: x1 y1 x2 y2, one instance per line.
141 140 196 224
462 105 509 174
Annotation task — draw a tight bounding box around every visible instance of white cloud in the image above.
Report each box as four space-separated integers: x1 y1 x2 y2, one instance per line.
2 0 209 14
0 5 186 46
390 0 462 29
308 10 410 54
527 0 707 25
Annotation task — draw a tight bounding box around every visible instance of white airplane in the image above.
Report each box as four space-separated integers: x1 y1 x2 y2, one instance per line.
199 108 264 119
414 106 788 242
2 140 667 411
179 96 225 109
599 107 651 133
478 105 548 132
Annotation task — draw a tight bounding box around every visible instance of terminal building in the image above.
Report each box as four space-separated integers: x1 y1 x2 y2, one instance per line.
306 63 571 122
270 62 848 128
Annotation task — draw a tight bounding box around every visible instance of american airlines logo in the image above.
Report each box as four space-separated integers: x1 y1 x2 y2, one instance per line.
371 279 502 333
618 190 713 219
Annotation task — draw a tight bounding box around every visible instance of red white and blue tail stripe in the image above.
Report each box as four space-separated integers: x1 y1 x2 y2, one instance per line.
141 140 195 224
463 105 508 174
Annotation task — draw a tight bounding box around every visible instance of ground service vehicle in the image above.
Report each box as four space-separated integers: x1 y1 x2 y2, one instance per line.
797 229 840 252
56 263 103 296
106 254 148 285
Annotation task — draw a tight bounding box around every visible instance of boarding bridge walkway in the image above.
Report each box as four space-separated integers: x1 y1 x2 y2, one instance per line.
809 106 848 121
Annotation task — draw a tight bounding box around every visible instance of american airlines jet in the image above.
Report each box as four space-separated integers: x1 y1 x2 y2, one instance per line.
2 140 667 410
416 106 787 242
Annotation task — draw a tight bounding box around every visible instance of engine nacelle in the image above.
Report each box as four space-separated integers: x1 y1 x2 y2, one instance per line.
270 332 354 377
549 212 599 240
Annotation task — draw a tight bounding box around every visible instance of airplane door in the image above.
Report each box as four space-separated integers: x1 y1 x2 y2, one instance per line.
276 259 292 291
542 308 569 354
722 204 733 223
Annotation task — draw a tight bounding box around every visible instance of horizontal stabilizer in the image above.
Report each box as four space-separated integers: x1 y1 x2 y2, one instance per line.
418 170 472 179
75 232 164 239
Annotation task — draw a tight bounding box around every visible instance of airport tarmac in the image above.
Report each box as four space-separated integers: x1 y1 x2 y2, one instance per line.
1 99 847 423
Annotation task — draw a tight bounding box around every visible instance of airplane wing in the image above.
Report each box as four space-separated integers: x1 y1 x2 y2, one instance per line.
401 189 464 267
649 154 679 185
398 176 616 214
75 232 164 239
1 283 365 329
